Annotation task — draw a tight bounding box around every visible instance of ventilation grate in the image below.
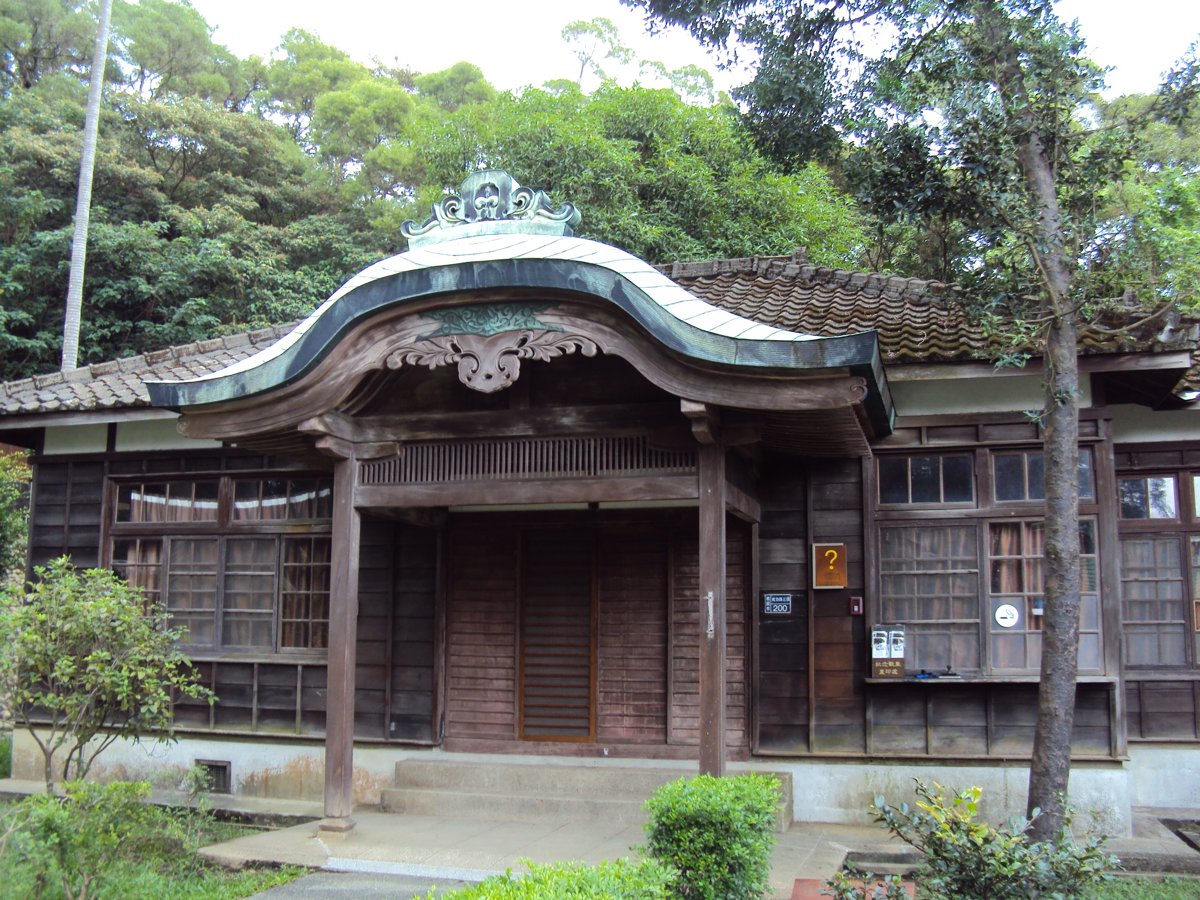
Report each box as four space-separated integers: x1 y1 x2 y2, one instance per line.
360 435 695 486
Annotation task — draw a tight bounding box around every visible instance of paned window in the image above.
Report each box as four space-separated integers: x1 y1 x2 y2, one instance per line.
880 524 980 671
877 440 1105 677
994 448 1094 502
878 454 974 505
988 520 1101 672
1119 476 1178 520
109 475 332 654
1121 536 1187 667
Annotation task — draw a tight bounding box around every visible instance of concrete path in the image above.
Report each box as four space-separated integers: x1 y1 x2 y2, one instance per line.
203 810 911 899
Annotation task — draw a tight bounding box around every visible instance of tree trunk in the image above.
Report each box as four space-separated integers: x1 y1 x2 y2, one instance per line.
1027 313 1081 840
60 0 113 372
975 0 1083 840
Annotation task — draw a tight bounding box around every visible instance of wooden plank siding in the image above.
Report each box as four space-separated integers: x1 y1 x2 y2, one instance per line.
444 521 520 742
669 522 749 751
390 523 438 743
596 529 668 744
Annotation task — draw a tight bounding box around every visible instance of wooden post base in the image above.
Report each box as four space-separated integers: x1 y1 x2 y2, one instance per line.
317 816 357 834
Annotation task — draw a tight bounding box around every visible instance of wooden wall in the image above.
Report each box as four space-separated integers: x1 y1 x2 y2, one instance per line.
442 512 748 754
754 455 1117 760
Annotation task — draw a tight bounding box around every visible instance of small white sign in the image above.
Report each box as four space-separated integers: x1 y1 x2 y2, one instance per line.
995 603 1020 628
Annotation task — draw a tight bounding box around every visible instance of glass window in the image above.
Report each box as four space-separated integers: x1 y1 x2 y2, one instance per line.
988 519 1102 673
1121 536 1187 667
994 449 1094 502
117 480 218 523
1120 476 1178 520
110 474 332 653
878 454 974 505
879 524 981 672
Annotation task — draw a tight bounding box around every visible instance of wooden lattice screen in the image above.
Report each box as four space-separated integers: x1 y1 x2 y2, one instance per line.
360 435 695 485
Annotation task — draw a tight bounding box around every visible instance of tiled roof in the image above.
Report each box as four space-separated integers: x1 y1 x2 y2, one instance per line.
0 325 295 416
662 254 972 364
663 251 1200 366
1 250 1195 416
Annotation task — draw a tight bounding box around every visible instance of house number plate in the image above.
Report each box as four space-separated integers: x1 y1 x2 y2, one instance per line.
763 593 793 615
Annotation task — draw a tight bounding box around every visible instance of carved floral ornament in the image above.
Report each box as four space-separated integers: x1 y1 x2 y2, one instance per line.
386 330 599 394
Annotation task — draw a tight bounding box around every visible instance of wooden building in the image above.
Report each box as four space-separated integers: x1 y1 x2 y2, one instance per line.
2 170 1198 832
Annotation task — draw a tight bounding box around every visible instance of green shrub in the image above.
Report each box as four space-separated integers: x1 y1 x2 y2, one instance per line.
0 732 11 780
643 773 780 900
870 781 1116 899
0 780 177 898
822 868 910 899
431 857 676 898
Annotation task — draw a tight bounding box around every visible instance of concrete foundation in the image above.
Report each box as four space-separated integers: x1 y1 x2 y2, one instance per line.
18 730 1199 837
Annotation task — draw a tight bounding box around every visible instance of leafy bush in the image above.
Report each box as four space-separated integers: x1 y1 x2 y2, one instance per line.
0 780 171 898
643 773 780 900
431 858 675 898
0 732 11 780
0 451 30 583
0 779 302 899
0 557 215 789
870 781 1116 899
822 868 910 899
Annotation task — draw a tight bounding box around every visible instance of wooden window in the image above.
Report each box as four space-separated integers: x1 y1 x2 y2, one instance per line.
1119 476 1178 520
280 536 331 649
1121 536 1187 667
878 454 974 505
116 480 219 523
109 474 332 655
994 448 1094 502
989 519 1101 673
879 524 981 672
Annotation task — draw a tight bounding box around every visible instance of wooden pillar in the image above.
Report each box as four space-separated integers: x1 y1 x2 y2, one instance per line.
322 452 361 829
698 442 727 776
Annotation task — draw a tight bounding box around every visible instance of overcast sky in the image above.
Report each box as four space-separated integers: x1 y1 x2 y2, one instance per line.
188 0 1199 98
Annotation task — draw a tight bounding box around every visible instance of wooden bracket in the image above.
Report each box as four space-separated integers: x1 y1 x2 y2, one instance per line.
681 399 721 445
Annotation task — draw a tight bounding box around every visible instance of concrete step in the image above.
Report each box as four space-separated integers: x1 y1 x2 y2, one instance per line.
381 758 793 831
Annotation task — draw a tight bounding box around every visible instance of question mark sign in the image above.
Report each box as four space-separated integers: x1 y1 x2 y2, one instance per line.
825 548 838 570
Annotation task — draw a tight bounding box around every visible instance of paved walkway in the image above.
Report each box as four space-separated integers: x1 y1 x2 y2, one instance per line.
204 810 908 899
205 804 1200 900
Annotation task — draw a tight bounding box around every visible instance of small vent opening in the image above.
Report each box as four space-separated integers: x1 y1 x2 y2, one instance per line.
194 759 232 794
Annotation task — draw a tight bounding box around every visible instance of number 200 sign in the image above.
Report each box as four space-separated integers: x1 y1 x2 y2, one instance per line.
812 542 848 590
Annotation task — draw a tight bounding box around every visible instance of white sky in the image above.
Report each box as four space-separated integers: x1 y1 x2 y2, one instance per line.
188 0 1200 98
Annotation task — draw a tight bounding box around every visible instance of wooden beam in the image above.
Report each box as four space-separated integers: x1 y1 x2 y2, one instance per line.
355 475 699 509
322 451 361 830
300 403 683 445
725 481 760 524
697 443 727 776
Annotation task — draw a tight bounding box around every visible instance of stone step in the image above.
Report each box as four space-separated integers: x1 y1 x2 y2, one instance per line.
382 758 794 831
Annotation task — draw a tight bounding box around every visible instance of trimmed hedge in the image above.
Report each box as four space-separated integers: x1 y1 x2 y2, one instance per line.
644 773 780 900
432 857 676 898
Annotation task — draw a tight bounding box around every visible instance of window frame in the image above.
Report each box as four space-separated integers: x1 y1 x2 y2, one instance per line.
106 472 333 661
1116 465 1200 671
874 443 1106 678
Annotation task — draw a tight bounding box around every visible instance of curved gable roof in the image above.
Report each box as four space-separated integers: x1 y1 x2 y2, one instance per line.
145 232 889 426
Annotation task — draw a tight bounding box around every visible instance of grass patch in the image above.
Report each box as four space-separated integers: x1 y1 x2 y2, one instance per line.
0 783 305 899
0 732 10 780
1084 876 1200 899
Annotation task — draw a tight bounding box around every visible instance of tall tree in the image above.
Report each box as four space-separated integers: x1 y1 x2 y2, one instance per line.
60 0 110 371
626 0 1200 838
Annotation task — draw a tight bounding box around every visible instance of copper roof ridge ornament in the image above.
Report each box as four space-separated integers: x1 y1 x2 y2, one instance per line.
401 169 581 248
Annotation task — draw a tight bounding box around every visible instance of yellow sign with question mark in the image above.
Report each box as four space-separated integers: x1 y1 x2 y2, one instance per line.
812 542 848 589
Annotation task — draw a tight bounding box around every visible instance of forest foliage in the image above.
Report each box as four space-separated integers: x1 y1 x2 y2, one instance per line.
0 2 1196 383
0 1 867 381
